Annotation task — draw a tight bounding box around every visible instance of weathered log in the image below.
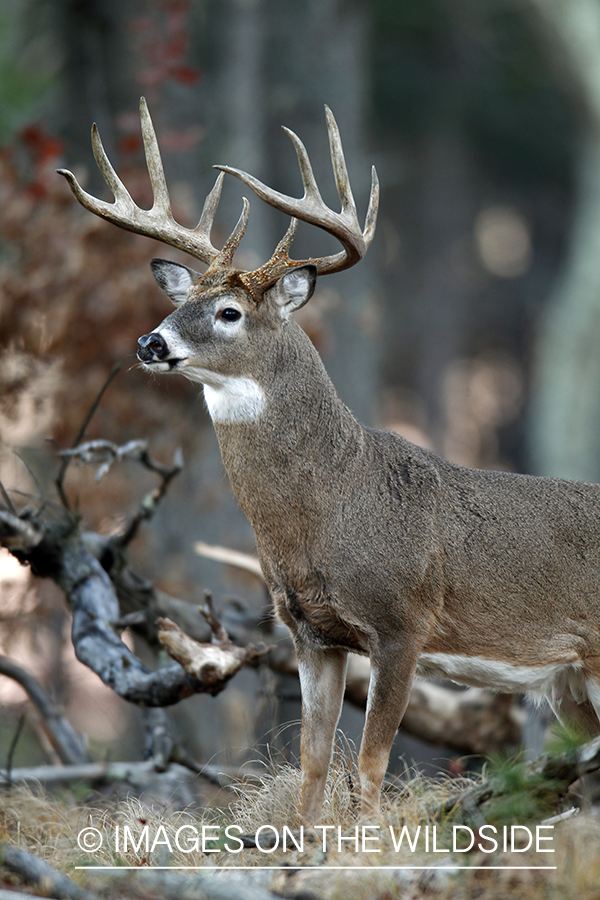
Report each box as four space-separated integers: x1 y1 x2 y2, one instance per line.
0 842 99 900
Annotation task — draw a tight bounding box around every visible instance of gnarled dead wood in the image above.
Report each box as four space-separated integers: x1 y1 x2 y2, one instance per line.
157 616 267 688
0 511 263 707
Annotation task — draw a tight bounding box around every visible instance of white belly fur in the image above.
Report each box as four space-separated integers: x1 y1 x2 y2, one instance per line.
416 651 592 711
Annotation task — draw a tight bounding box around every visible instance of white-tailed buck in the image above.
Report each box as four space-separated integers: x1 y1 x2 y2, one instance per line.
60 99 600 824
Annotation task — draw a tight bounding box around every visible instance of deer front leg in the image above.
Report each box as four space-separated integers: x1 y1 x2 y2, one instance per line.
358 638 422 816
297 643 348 826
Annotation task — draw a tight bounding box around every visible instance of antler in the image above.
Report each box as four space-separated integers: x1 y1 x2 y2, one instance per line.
57 97 248 268
215 105 379 293
58 100 378 299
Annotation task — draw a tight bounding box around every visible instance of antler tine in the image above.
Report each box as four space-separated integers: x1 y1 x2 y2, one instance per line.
139 96 171 216
197 171 225 235
58 98 250 268
364 166 380 250
323 104 358 222
281 126 323 204
57 124 137 224
211 197 250 268
276 217 299 255
90 124 135 211
215 105 378 283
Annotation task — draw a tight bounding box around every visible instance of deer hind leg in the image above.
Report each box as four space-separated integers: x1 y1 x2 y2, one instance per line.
297 643 348 826
358 637 422 817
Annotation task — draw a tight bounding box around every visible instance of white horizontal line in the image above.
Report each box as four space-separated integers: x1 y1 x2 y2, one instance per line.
75 865 557 871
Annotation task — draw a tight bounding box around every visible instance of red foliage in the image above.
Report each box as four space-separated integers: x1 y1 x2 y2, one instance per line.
131 0 201 92
0 125 208 531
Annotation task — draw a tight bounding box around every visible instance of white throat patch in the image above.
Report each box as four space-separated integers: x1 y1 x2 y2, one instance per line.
202 375 265 423
144 323 266 422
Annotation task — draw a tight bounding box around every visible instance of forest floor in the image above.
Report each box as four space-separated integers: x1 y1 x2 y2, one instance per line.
2 741 600 900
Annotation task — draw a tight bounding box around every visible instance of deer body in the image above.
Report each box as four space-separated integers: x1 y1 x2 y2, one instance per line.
60 100 600 825
215 315 600 819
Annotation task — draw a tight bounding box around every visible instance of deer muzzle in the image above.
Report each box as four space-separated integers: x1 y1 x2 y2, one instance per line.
137 332 169 362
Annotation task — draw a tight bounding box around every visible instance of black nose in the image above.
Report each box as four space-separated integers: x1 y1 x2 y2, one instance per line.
137 332 168 361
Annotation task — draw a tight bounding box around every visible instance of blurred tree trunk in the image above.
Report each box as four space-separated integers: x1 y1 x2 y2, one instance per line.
265 0 380 424
415 127 474 451
528 0 600 480
54 0 141 190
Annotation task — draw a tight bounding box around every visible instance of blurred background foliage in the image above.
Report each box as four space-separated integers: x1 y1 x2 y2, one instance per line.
1 0 600 782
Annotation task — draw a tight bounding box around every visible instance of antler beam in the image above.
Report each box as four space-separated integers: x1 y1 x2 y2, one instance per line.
215 105 379 283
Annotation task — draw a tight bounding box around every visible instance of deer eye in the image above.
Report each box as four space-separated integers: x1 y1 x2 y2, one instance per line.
218 308 242 323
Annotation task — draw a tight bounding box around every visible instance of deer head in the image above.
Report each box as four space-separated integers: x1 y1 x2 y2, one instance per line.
58 99 379 411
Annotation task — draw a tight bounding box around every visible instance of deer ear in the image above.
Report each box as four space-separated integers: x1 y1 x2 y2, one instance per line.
271 265 317 317
150 259 200 306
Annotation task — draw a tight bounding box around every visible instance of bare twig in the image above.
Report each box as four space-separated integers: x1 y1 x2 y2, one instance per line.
199 590 229 642
0 480 17 516
58 439 183 549
113 445 183 548
13 451 45 510
4 713 26 784
55 362 121 508
0 655 88 765
58 438 149 480
541 806 580 825
0 511 43 551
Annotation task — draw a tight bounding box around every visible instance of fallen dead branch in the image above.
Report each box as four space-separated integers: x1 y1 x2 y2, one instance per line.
0 655 89 766
0 509 264 706
0 841 99 900
0 759 262 791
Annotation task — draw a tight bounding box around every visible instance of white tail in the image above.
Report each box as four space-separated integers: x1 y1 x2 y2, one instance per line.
60 100 600 825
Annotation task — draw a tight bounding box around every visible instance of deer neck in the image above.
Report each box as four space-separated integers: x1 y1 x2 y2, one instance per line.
210 321 364 548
